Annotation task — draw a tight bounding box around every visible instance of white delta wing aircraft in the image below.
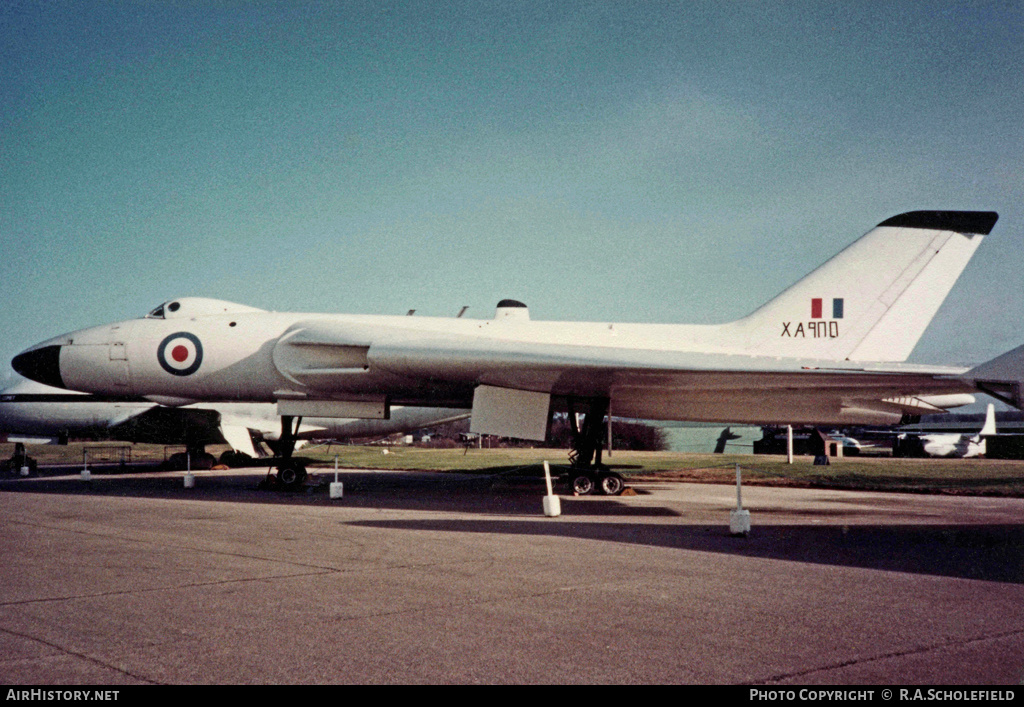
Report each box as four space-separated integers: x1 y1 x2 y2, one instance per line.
13 211 1019 493
0 378 468 470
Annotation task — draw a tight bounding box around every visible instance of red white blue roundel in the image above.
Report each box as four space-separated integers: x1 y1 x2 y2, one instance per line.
157 332 203 376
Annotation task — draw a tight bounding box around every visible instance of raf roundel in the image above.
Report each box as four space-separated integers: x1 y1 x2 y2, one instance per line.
157 332 203 376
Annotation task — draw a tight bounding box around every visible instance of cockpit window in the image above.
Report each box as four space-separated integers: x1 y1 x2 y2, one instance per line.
142 298 267 319
145 300 184 319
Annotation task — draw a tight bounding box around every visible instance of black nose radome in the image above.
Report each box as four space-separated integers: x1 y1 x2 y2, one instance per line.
12 345 65 389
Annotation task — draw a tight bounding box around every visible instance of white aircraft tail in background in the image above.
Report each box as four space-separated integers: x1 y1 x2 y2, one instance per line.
979 402 998 438
894 403 996 458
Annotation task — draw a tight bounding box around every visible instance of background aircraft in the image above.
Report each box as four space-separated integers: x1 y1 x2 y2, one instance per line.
893 403 996 458
13 211 1016 494
0 377 468 471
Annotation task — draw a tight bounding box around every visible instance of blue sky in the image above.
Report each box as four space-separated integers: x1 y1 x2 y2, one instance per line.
3 0 1022 380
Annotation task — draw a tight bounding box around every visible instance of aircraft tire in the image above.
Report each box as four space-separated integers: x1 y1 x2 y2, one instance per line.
193 453 216 470
220 450 253 467
598 472 624 496
570 472 595 496
277 464 307 490
165 452 189 471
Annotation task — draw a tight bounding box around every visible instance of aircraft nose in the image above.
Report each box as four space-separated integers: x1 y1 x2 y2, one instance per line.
11 345 65 389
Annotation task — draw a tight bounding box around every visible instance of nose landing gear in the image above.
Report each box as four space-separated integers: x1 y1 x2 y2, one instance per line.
266 415 308 490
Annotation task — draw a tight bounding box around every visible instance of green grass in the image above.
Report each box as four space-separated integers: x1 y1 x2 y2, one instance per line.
299 444 1024 496
6 442 1024 496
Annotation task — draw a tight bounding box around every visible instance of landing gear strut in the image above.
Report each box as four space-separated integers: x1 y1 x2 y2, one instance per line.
270 415 307 490
2 443 37 475
565 397 624 496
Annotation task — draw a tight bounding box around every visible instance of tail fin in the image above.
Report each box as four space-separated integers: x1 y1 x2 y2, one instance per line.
732 211 997 362
978 403 997 438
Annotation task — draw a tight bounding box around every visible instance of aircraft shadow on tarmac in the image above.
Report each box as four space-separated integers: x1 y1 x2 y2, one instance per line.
347 518 1024 585
0 466 678 517
2 466 1022 585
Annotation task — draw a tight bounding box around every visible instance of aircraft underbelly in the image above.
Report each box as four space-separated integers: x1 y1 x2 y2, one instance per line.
608 374 973 425
609 390 894 425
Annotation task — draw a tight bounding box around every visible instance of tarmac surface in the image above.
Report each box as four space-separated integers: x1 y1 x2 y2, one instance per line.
1 464 1023 685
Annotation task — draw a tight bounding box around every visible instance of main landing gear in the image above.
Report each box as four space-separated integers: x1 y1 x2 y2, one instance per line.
2 443 37 475
565 397 625 496
568 471 625 497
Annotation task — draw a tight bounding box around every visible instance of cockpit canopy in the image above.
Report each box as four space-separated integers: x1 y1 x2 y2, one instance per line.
145 298 267 319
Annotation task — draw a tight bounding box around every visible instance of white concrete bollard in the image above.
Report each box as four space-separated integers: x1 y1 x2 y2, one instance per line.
730 463 750 536
542 461 561 517
730 508 751 535
330 456 344 499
